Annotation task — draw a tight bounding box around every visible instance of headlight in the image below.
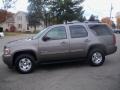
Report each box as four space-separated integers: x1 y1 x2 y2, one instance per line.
4 47 11 55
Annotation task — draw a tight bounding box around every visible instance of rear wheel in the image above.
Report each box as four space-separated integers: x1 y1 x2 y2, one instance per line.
15 54 35 74
88 49 105 66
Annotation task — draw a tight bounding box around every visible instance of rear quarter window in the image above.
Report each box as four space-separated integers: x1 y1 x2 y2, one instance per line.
88 24 113 36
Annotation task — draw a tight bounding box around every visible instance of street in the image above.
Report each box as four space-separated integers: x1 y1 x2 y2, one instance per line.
0 34 120 90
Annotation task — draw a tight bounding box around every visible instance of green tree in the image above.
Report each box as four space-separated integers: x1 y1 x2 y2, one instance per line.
49 0 85 24
28 0 85 27
89 15 96 21
88 14 99 22
27 13 41 31
28 0 43 29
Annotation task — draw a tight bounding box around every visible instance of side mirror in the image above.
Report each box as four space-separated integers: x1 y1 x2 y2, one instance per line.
42 36 50 41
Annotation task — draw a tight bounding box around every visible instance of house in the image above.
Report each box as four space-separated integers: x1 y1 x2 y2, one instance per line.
1 13 15 32
0 11 44 32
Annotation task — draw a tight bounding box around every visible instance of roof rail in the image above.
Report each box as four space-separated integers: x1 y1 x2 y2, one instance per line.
84 21 101 23
64 20 101 24
65 21 82 24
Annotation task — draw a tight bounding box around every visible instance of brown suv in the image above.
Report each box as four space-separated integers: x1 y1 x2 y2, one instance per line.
3 23 117 74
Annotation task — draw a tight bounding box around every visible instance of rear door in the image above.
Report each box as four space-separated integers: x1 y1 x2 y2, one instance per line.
68 25 89 58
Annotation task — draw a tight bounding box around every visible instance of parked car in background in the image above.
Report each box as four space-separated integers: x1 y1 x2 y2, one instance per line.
113 29 120 34
0 27 4 38
3 22 117 74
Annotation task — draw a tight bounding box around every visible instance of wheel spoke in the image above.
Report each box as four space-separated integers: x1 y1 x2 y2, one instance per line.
19 58 32 72
92 52 102 64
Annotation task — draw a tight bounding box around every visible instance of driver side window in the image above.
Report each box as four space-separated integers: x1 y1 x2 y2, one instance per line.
46 26 67 40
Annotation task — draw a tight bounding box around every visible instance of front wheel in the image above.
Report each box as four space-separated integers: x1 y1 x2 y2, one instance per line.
15 54 35 74
88 49 105 66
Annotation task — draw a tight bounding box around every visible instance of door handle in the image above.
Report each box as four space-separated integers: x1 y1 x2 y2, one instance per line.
61 41 67 45
84 39 90 42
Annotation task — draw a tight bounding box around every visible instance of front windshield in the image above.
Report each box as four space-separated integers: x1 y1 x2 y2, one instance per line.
33 27 50 39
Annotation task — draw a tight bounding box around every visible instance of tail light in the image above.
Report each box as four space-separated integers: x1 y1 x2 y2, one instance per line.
113 34 116 45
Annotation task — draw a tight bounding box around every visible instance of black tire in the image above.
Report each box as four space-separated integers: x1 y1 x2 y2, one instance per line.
15 54 35 74
88 49 105 66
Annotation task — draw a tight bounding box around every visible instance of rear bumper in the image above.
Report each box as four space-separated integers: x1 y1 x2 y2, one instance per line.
2 54 13 68
106 46 117 55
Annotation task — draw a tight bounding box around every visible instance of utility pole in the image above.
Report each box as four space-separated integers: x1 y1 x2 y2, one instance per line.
110 4 113 20
110 4 115 29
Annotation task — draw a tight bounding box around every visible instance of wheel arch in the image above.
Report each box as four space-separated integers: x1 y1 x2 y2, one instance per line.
87 44 106 56
12 50 37 66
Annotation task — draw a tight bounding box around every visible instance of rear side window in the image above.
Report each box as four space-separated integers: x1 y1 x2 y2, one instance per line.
89 24 113 36
69 25 88 38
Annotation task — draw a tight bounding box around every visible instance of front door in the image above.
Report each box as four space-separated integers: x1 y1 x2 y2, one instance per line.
38 26 69 61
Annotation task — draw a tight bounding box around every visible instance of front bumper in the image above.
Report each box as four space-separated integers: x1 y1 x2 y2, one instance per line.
2 54 13 68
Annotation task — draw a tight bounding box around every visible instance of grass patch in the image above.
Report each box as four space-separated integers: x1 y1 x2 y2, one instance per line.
4 31 40 36
4 31 39 36
4 32 23 36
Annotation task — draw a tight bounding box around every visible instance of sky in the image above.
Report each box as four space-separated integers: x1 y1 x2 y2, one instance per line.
0 0 28 12
0 0 120 20
83 0 120 19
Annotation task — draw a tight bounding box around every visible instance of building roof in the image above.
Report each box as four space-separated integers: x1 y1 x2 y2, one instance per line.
15 11 27 16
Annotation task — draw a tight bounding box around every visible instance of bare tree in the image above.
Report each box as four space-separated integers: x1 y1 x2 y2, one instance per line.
2 0 17 10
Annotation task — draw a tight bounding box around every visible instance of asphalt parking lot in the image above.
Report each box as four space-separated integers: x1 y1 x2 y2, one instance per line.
0 34 120 90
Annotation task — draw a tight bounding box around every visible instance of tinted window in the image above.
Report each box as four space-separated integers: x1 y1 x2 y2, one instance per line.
46 26 67 40
89 24 113 36
69 25 88 38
